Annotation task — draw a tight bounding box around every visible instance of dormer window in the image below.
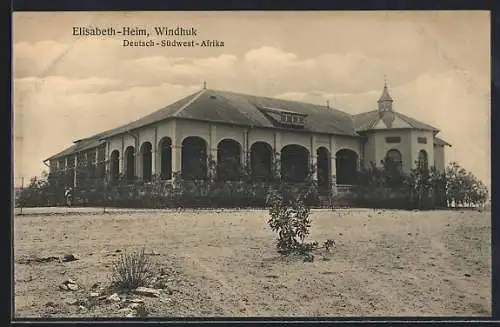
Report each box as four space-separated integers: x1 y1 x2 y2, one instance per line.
261 106 307 128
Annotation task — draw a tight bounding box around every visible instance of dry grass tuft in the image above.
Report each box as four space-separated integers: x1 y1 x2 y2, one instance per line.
110 247 156 290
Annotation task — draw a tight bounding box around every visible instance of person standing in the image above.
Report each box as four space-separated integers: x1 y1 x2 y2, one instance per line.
64 186 73 207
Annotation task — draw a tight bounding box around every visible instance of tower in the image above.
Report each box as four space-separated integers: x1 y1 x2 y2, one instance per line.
378 79 395 127
377 79 394 113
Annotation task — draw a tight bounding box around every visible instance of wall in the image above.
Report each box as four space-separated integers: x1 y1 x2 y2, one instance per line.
102 118 363 183
410 130 435 170
433 144 446 171
365 129 413 172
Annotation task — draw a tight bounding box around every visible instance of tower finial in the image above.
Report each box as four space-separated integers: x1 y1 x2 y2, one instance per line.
384 74 387 88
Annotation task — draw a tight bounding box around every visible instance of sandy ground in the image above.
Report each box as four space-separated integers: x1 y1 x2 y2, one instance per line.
13 208 491 317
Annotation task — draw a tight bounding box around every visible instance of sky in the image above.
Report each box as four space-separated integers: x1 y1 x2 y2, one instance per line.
12 11 491 189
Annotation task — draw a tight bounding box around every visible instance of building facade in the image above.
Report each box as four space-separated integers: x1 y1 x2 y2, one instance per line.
44 84 451 193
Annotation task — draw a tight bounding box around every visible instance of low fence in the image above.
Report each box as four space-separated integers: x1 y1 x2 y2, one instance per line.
15 174 450 211
14 177 329 209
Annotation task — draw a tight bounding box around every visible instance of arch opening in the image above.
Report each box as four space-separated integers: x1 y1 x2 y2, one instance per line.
335 149 358 185
158 137 172 179
181 136 208 180
110 150 120 182
125 146 135 181
385 149 403 172
317 147 331 194
418 150 428 170
250 142 273 181
281 144 310 182
217 139 242 181
140 142 153 182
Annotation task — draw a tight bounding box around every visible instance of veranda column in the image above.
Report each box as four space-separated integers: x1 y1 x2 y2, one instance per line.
329 136 337 195
64 156 68 185
152 126 158 177
94 148 99 178
242 128 249 167
120 136 125 175
84 152 88 180
209 124 217 179
135 135 141 180
171 120 180 176
273 131 281 179
73 155 77 188
310 134 317 181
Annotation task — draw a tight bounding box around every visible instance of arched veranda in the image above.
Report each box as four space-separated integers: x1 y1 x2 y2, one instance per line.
335 149 358 185
181 136 208 180
250 142 273 181
217 139 242 181
317 146 331 194
124 146 135 181
281 144 310 182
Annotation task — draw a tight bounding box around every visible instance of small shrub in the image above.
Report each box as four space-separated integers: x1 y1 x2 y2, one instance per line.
110 247 156 290
267 176 325 261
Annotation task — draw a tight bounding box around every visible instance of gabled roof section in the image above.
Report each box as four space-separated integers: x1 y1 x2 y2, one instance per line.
194 89 358 135
352 110 439 133
101 88 358 137
98 90 205 140
434 137 451 147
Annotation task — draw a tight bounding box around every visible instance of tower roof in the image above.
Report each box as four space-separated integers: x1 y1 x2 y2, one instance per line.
378 84 393 103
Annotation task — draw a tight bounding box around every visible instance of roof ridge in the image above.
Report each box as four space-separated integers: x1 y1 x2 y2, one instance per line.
210 88 351 116
395 111 438 131
172 89 206 117
213 91 266 124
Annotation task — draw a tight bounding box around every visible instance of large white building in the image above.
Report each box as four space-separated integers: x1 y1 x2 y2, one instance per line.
45 83 451 194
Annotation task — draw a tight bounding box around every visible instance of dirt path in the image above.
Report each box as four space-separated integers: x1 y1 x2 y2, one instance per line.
14 208 491 317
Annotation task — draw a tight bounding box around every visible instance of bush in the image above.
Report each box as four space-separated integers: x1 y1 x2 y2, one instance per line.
445 162 489 207
352 160 487 209
110 247 156 290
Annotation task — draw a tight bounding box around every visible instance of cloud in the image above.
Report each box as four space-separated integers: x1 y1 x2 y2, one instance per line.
125 53 238 87
13 77 200 179
14 41 70 78
12 42 490 189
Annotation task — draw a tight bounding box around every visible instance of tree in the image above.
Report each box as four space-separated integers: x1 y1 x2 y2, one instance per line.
445 162 488 208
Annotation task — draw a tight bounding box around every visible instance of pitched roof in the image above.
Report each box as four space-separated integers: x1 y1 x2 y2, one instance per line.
99 89 358 139
352 110 439 132
434 137 451 147
45 88 445 161
46 132 109 161
46 89 361 161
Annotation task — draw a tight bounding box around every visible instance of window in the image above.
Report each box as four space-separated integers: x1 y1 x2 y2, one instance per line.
385 149 403 171
418 150 428 169
385 136 401 144
261 107 306 127
417 137 427 144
